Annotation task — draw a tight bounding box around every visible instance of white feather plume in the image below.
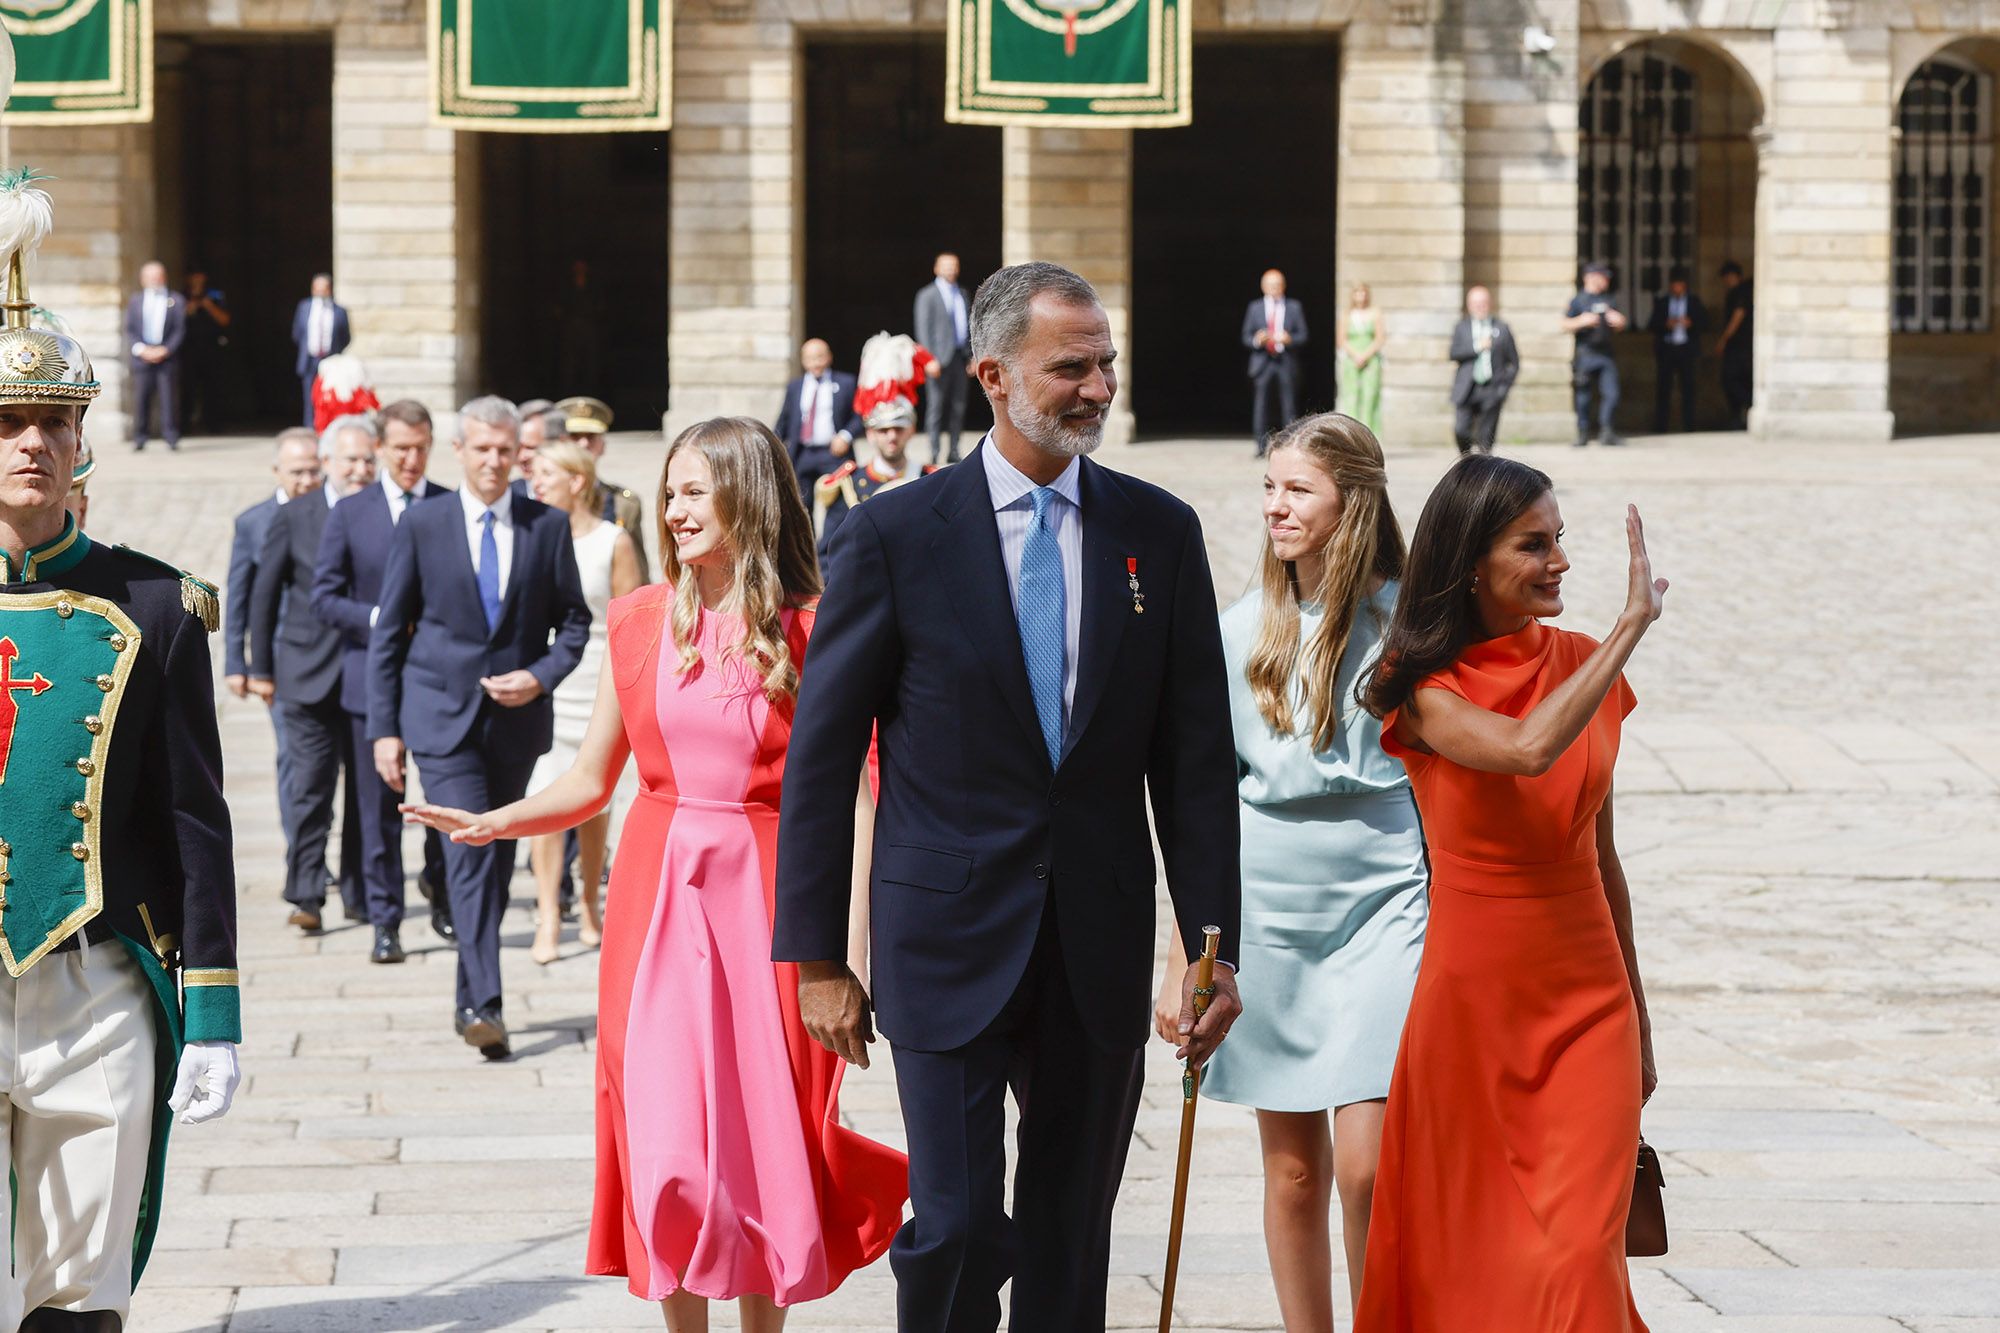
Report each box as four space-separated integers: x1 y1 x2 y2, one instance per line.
0 170 57 304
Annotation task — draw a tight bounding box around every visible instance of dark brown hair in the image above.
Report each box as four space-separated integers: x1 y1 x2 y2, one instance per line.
1361 454 1552 719
378 399 433 432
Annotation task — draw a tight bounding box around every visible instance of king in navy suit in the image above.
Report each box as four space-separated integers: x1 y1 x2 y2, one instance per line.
774 263 1244 1332
367 397 590 1059
311 400 452 958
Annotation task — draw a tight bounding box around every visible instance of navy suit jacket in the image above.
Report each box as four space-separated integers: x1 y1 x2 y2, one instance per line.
773 443 1241 1053
311 480 449 716
1242 297 1309 379
290 299 352 377
249 489 345 706
224 495 282 678
774 372 863 464
365 491 591 757
123 292 187 368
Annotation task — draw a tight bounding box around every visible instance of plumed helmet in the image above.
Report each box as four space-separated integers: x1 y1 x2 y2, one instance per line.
0 170 100 411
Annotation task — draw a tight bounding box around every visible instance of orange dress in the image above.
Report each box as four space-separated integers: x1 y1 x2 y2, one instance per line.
1357 621 1648 1332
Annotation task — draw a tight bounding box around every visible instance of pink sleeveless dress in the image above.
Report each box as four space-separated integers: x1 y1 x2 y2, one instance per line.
585 587 907 1303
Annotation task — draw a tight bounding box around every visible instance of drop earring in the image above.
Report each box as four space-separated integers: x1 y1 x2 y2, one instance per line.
1469 574 1479 594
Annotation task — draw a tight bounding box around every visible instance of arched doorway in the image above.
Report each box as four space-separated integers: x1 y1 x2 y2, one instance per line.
1889 40 2000 436
1577 38 1761 435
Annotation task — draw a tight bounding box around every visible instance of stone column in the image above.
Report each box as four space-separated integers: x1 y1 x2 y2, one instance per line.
663 16 801 437
1337 15 1465 448
1461 1 1579 443
331 30 467 419
1002 126 1134 446
7 123 155 444
1752 20 1894 441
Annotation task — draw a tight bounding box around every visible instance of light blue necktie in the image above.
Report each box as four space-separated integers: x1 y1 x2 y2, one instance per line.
1016 486 1066 766
477 510 502 634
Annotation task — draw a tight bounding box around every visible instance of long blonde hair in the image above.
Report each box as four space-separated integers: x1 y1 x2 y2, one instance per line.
658 417 822 702
534 439 602 515
1245 412 1406 750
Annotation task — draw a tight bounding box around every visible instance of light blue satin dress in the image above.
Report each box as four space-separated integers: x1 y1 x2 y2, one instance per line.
1202 583 1429 1112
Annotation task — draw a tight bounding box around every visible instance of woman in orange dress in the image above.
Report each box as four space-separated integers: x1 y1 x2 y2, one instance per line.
1355 454 1666 1332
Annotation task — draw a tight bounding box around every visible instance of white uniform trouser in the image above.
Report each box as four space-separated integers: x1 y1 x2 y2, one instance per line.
2 937 157 1327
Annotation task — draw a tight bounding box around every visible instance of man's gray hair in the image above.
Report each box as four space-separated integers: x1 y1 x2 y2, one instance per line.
455 395 522 440
536 408 567 441
274 426 318 458
968 261 1101 368
318 413 379 459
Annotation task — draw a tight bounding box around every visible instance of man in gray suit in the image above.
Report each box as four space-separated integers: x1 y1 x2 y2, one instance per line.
913 251 973 464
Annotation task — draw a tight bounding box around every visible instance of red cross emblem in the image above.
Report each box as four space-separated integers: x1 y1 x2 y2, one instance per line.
0 637 53 783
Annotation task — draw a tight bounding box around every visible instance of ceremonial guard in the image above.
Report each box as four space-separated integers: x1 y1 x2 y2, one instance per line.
813 398 933 573
0 174 241 1331
553 395 650 578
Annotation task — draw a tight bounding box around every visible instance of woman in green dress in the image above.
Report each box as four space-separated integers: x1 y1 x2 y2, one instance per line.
1335 283 1387 436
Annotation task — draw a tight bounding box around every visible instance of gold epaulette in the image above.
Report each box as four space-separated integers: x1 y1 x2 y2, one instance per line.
112 544 221 632
815 462 856 499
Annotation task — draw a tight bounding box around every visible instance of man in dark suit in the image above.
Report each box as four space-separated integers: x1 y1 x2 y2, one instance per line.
290 272 351 428
250 416 378 935
123 261 185 451
1647 265 1709 433
367 397 591 1059
313 399 453 959
913 251 973 464
1447 285 1520 455
775 262 1244 1331
773 338 861 508
1243 267 1309 457
224 428 323 930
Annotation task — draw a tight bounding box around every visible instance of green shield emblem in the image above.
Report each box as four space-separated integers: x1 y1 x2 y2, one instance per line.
0 591 139 977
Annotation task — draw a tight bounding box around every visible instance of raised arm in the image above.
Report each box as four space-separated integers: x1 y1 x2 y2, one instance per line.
1395 506 1665 775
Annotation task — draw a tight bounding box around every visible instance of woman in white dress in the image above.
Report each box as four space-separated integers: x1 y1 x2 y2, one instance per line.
527 441 643 963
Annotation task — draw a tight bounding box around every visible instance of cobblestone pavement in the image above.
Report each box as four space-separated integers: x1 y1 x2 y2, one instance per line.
88 428 2000 1331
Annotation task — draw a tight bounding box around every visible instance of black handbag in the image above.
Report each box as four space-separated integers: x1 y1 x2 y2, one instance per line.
1626 1138 1668 1256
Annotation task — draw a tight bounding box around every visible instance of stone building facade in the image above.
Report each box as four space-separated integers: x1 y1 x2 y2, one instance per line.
11 0 2000 445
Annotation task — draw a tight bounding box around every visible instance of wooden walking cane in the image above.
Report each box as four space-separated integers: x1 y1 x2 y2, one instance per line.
1158 925 1221 1333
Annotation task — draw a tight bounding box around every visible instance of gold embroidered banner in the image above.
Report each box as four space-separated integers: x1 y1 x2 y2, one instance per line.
429 0 670 132
0 0 151 125
946 0 1190 128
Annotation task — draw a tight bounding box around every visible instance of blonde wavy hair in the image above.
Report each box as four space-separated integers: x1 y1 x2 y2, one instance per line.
1245 412 1406 750
533 439 602 515
658 417 822 702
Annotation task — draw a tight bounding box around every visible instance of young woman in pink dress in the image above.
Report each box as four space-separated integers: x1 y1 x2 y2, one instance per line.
404 417 908 1331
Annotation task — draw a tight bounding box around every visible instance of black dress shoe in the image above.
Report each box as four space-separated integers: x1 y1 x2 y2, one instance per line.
1602 433 1627 447
416 869 443 905
371 925 405 964
1572 436 1591 448
430 898 457 944
455 1005 509 1060
287 905 323 933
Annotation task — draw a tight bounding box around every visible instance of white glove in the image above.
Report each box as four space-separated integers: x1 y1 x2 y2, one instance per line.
168 1040 241 1124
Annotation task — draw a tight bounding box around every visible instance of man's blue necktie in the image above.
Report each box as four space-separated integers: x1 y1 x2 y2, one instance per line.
1016 486 1066 766
477 510 502 634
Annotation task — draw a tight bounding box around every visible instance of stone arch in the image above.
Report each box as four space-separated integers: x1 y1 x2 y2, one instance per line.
1888 37 2000 435
1576 33 1763 433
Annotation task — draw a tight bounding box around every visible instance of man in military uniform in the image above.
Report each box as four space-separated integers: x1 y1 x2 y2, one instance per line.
554 395 650 580
814 398 933 578
0 176 240 1330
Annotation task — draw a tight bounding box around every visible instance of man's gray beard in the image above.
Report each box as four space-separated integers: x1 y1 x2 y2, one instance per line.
1004 386 1105 459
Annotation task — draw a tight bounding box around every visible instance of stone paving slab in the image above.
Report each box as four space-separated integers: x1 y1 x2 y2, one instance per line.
83 432 2000 1330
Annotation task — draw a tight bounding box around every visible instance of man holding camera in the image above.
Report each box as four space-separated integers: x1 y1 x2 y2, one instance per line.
1561 261 1627 447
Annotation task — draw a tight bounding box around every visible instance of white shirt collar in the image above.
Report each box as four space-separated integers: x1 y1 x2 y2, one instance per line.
460 486 511 527
382 475 417 504
274 486 291 506
982 435 1081 513
323 480 344 508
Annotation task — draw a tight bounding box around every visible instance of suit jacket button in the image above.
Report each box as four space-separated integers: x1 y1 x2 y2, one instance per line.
1034 863 1048 880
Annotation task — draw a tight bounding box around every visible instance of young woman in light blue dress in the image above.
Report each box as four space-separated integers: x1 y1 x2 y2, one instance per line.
1156 411 1428 1330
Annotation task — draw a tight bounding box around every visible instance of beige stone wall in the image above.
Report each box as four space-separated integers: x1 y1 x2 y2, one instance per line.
1001 126 1134 446
1336 16 1464 448
1463 0 1581 444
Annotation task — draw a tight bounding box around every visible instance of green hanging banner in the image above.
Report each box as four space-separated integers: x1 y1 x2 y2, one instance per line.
429 0 670 132
945 0 1190 128
0 0 152 125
